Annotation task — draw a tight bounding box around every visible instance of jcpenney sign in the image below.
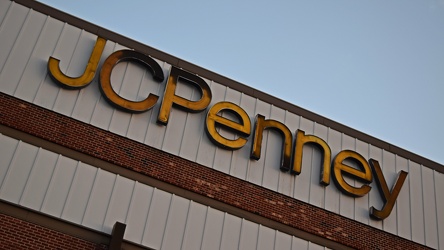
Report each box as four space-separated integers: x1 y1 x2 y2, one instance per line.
47 37 407 220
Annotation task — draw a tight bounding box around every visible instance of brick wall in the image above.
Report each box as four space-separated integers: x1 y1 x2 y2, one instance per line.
0 213 107 250
0 93 430 250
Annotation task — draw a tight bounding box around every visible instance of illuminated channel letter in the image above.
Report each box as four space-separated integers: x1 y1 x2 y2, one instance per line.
332 150 372 197
205 102 251 149
99 50 164 113
369 159 408 220
292 130 331 185
48 36 106 89
157 66 212 125
250 114 292 171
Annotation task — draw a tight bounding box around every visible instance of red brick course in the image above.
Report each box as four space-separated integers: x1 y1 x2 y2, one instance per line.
0 213 107 250
0 93 430 250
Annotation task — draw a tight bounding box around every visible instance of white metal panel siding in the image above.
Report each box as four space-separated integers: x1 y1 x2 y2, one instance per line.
435 171 444 250
0 0 442 246
0 134 331 250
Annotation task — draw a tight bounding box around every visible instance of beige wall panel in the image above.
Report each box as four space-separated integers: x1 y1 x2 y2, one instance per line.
246 99 272 186
161 74 205 156
395 155 412 240
381 150 397 234
179 79 214 163
19 149 58 211
126 60 168 143
277 110 300 197
308 242 328 250
16 18 63 103
0 134 19 188
309 122 329 208
0 142 38 204
160 195 190 250
195 81 219 167
106 44 137 136
275 230 292 250
82 169 116 231
200 207 225 249
229 93 257 180
291 237 309 250
0 2 29 92
422 166 439 249
40 156 78 217
293 116 315 202
213 87 242 175
124 183 154 244
323 128 341 214
102 175 135 233
257 225 276 250
70 42 114 124
409 161 425 244
220 213 242 250
61 162 97 224
0 0 11 23
0 10 46 96
368 144 383 229
353 138 370 224
338 133 356 218
261 105 287 191
435 171 444 250
52 32 97 116
206 81 229 173
142 188 172 248
181 201 207 250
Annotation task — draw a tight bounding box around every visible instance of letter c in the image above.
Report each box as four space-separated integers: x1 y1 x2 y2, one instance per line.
99 50 165 113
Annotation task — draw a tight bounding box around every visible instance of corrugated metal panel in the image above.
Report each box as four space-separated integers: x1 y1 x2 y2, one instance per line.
0 0 442 245
0 133 331 250
395 155 411 240
409 161 425 244
435 171 444 250
422 166 439 248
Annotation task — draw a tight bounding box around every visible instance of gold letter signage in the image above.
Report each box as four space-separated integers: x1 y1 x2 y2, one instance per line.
205 102 251 149
157 67 212 125
332 150 372 197
48 37 106 88
99 50 164 113
48 36 408 220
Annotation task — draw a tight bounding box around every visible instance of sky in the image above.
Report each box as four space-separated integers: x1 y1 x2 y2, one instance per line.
37 0 444 165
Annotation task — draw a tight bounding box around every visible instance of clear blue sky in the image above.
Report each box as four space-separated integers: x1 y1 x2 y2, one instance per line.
38 0 444 165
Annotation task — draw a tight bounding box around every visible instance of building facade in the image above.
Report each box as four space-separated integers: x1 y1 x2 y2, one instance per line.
0 0 443 249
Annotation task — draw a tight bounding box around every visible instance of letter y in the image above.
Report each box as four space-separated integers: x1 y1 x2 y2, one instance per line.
369 159 408 220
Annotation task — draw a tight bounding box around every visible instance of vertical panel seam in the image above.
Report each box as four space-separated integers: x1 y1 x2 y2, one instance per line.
80 167 100 224
13 12 49 96
420 164 427 245
60 160 80 219
0 1 13 33
140 187 156 245
0 138 21 196
18 147 40 204
159 193 174 249
101 173 119 231
433 171 440 250
0 6 31 77
179 200 193 250
32 21 66 103
198 206 210 250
